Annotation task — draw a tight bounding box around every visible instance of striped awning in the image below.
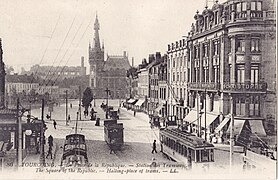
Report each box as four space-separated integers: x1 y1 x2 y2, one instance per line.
215 116 231 133
135 99 145 106
249 120 266 136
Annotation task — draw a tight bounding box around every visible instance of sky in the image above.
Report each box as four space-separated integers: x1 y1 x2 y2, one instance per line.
0 0 223 73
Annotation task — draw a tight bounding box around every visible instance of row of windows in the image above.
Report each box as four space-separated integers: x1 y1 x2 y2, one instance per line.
190 66 220 83
172 72 187 82
235 39 261 53
150 90 159 99
235 65 259 84
236 1 262 12
170 55 186 68
235 96 260 116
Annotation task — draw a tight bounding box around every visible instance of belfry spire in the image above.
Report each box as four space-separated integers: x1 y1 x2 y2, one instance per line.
93 14 101 49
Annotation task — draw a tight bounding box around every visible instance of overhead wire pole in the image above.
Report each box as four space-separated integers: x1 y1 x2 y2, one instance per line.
40 98 45 167
17 98 22 169
229 95 234 172
65 90 68 125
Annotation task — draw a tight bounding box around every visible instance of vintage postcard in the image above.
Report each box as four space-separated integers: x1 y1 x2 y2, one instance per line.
0 0 276 179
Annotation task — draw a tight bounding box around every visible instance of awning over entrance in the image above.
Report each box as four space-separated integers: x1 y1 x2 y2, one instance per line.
154 104 164 112
135 99 145 106
249 120 266 136
192 113 218 128
227 120 246 135
183 110 198 124
215 116 231 133
127 99 137 104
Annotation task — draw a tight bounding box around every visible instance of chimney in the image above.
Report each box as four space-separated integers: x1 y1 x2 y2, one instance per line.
155 52 161 60
148 54 155 64
132 57 134 67
81 56 84 67
123 51 127 57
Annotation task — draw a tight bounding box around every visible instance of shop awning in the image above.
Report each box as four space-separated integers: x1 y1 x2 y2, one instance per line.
183 110 198 123
249 120 266 136
215 116 231 133
127 99 137 104
227 120 246 135
154 104 164 112
135 99 145 106
192 113 218 128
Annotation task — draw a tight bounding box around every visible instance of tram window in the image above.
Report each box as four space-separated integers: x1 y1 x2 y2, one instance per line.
190 149 195 162
201 149 209 162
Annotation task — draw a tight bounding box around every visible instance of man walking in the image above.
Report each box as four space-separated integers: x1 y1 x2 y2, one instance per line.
152 140 157 154
53 120 57 129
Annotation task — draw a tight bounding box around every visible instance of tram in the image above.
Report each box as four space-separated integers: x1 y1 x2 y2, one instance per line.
104 120 124 151
159 128 215 169
60 134 89 167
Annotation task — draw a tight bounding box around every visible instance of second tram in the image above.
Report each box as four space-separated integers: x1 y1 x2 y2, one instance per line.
159 128 215 169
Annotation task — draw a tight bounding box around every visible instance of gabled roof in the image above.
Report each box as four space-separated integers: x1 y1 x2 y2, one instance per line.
103 56 130 71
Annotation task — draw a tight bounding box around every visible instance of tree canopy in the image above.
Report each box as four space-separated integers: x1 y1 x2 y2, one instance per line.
82 87 93 110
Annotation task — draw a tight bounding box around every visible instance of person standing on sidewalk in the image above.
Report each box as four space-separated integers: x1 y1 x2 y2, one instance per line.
53 120 57 129
152 140 157 154
46 145 53 159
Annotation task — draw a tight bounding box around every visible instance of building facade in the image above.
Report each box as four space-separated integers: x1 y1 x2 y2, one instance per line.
167 39 188 126
185 0 276 142
89 15 130 99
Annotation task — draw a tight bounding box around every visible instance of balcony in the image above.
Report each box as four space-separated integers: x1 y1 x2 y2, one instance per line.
188 82 220 91
223 82 267 92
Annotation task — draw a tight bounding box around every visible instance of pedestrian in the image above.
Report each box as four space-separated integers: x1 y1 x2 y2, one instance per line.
134 110 136 117
53 120 57 129
70 103 72 108
152 140 157 154
48 135 53 147
46 146 53 159
68 114 71 123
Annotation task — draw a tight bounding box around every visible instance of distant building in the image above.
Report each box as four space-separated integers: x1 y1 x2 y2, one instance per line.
89 15 130 99
29 56 86 80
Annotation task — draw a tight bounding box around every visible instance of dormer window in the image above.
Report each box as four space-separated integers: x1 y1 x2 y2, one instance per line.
215 11 218 25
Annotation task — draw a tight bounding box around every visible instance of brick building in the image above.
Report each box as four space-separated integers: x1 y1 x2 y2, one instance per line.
89 15 130 99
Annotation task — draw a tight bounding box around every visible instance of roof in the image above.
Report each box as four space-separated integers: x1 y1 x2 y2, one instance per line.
103 56 130 71
6 74 39 83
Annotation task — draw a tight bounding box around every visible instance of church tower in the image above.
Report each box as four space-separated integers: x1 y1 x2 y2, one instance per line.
0 39 6 109
89 14 104 97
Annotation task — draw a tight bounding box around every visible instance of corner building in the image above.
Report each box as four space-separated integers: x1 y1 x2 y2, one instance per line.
185 0 276 143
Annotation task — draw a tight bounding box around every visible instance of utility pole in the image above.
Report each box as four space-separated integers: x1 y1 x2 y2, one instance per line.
65 90 68 125
230 95 234 170
79 86 82 121
17 98 22 169
40 98 45 167
105 87 110 119
204 88 207 141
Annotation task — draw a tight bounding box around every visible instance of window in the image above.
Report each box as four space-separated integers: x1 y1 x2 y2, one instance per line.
235 97 245 116
228 38 232 53
251 2 256 11
236 39 245 52
237 66 245 83
249 96 260 116
177 72 179 81
213 41 219 55
173 73 175 82
215 11 218 25
173 58 175 67
236 3 241 12
251 39 260 52
251 66 259 84
237 2 247 11
257 2 262 11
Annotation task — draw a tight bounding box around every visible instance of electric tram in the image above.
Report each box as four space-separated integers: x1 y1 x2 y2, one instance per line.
104 120 124 151
60 134 89 167
159 128 215 169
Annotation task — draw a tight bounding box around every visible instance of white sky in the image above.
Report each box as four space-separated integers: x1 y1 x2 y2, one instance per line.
0 0 223 73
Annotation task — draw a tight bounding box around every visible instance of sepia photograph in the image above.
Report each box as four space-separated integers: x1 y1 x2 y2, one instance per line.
0 0 276 179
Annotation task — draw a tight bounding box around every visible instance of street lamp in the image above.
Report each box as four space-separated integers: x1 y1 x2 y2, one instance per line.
105 88 110 119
